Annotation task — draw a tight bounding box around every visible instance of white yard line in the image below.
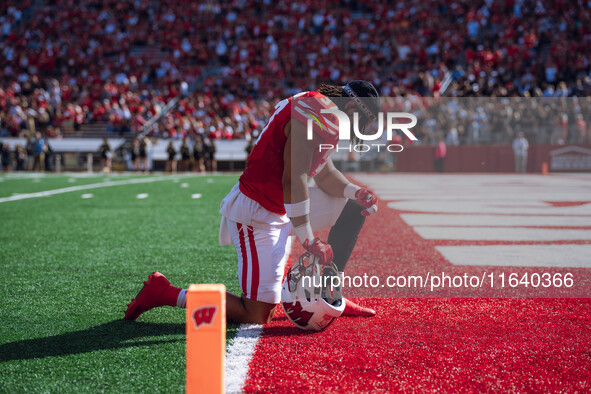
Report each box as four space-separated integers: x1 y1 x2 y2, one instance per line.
401 214 591 227
387 200 591 215
0 176 179 204
414 226 591 241
436 244 591 268
356 173 591 215
225 324 263 393
1 172 48 179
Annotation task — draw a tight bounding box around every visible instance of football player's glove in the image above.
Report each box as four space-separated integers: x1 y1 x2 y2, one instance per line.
355 188 378 216
302 238 333 265
281 252 345 331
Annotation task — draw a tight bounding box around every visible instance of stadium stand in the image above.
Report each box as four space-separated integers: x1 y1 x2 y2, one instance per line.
0 0 590 169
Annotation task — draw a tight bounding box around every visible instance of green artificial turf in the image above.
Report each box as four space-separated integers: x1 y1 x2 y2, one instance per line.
0 173 241 392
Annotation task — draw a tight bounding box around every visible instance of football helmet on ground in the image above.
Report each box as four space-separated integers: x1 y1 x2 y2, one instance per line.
281 252 345 331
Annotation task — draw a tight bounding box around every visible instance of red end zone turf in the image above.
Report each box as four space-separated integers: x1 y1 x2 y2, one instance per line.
245 298 591 392
243 199 591 392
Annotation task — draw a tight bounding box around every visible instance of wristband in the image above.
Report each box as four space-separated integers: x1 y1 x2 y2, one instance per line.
294 223 314 243
343 183 361 199
284 199 310 217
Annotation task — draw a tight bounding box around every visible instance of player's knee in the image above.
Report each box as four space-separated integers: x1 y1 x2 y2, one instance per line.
338 200 366 228
350 200 367 221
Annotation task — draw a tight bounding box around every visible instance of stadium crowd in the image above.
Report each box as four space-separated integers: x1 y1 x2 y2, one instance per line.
1 0 590 146
384 96 590 145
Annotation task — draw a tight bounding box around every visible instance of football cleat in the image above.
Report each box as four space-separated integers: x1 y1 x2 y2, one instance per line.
342 298 376 317
124 272 171 320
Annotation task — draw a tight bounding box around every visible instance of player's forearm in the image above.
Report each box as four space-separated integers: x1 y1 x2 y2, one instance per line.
315 167 353 198
283 173 310 227
314 164 378 216
282 163 315 241
282 116 323 242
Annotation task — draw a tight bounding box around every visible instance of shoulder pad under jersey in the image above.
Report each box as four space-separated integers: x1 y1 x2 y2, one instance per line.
291 92 340 143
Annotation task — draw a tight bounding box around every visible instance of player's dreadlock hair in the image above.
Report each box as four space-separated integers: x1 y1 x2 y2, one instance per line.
316 84 346 98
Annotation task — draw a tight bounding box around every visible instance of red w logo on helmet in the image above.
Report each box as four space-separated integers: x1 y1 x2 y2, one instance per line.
192 306 217 329
282 301 313 327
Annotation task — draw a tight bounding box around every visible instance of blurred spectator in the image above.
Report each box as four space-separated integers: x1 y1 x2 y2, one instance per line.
204 137 217 172
129 138 139 171
44 140 54 171
15 144 25 170
192 135 205 173
25 136 35 170
179 138 190 171
0 142 12 171
434 135 447 172
513 132 529 173
575 114 588 144
33 132 45 171
138 137 150 173
165 141 177 173
99 138 112 173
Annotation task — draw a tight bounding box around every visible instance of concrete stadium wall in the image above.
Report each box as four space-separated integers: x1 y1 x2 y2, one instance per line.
3 136 589 173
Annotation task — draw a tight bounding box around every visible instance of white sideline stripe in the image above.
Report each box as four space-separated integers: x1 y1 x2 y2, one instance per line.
0 176 177 204
437 245 591 268
402 214 591 227
225 324 263 393
388 201 591 215
1 172 47 179
414 226 591 241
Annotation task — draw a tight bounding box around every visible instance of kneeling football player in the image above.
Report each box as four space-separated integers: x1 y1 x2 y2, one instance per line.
124 81 380 324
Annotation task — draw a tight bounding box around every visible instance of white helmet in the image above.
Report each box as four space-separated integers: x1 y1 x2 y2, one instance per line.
281 252 345 331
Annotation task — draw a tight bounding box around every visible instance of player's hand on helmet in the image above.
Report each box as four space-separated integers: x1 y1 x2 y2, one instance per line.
355 188 378 216
302 238 333 265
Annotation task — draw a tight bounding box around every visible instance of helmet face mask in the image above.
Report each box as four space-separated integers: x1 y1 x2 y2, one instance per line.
281 253 345 331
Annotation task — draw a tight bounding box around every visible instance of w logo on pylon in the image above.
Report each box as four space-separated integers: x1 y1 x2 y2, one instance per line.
192 305 218 329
